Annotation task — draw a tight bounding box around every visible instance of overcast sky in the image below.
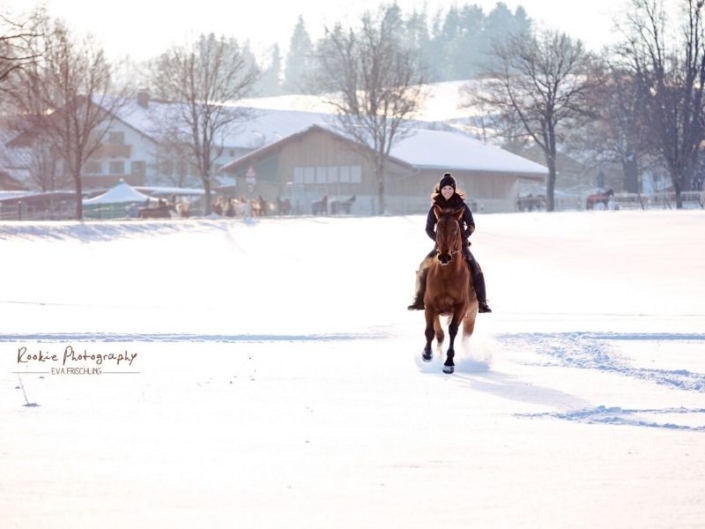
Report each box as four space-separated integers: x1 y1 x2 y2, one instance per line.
1 0 647 62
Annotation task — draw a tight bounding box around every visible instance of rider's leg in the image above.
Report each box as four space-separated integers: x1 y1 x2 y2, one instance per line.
407 250 436 310
465 248 492 313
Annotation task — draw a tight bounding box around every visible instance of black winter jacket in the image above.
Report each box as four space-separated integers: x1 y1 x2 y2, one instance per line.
424 192 475 244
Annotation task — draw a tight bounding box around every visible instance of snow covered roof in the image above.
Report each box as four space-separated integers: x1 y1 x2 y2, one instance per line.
100 94 547 177
219 123 548 177
390 129 548 176
114 98 334 149
83 180 153 204
0 190 36 201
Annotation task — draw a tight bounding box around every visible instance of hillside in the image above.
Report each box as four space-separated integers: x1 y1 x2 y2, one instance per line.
239 80 477 123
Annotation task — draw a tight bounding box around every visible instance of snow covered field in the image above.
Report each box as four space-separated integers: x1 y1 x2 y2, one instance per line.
1 209 704 529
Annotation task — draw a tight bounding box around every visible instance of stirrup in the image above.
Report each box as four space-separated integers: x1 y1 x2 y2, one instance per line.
478 301 492 313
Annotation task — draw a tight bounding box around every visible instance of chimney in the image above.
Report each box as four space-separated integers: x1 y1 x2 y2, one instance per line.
136 88 150 108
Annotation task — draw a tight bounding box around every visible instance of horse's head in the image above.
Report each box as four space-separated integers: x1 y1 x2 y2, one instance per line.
433 205 464 266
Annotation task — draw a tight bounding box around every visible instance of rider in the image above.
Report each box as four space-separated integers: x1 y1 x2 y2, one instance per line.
407 172 492 313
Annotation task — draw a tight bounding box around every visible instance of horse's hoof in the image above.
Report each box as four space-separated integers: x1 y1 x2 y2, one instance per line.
443 365 454 374
422 352 433 362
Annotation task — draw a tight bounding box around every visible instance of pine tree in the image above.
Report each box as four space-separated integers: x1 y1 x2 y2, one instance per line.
449 5 484 80
283 16 313 94
405 9 434 81
257 44 282 96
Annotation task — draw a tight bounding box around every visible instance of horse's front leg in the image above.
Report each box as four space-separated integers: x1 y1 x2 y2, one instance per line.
422 311 435 362
443 316 461 374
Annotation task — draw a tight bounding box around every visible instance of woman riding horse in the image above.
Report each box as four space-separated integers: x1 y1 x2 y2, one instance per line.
408 173 492 313
421 205 479 373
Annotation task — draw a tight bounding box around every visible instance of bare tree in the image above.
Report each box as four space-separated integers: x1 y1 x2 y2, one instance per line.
313 7 427 214
0 9 42 90
472 30 599 211
4 136 64 191
150 33 260 215
573 61 653 194
4 16 129 219
460 79 532 154
0 7 42 187
616 0 705 208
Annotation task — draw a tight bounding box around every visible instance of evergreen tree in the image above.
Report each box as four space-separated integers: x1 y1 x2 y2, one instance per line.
257 44 282 96
512 6 533 36
449 5 484 80
405 9 434 81
435 6 463 80
284 15 313 94
480 2 522 59
426 9 446 81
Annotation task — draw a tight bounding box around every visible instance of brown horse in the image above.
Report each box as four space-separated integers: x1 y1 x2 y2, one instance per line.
422 205 478 373
311 195 328 215
137 199 174 219
330 195 356 214
586 189 614 210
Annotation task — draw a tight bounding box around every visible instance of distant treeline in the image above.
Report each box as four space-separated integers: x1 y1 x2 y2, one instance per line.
259 2 533 96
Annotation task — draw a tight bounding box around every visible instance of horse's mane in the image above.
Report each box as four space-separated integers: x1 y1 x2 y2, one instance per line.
433 205 465 226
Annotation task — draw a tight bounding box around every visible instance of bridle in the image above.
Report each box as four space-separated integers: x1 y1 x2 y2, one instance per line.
436 216 462 261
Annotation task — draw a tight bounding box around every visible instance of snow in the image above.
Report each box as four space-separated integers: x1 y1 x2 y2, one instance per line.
238 80 476 122
1 209 704 529
82 180 153 204
390 128 548 175
115 97 336 150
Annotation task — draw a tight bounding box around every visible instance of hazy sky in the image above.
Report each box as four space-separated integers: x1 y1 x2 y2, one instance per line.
2 0 675 62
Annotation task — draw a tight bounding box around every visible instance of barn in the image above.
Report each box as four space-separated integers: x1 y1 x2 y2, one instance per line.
219 123 547 215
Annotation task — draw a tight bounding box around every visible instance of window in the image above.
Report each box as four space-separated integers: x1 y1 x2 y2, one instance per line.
108 131 125 145
131 161 146 175
85 161 102 174
350 166 362 183
160 160 174 176
315 167 327 184
109 161 125 174
304 167 315 184
292 165 363 185
339 166 350 183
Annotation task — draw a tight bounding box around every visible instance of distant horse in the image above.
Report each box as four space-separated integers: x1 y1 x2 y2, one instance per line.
174 201 191 218
311 195 328 215
517 194 546 212
251 195 271 217
586 189 614 210
422 205 478 374
330 195 356 214
277 196 292 216
230 197 251 217
213 196 251 218
212 196 226 216
138 199 173 219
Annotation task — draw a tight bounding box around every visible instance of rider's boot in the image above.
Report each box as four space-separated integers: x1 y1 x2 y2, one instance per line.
467 256 492 313
474 272 492 313
407 266 428 310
